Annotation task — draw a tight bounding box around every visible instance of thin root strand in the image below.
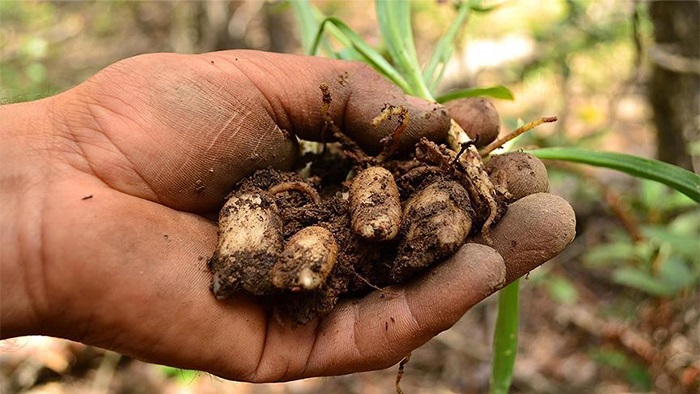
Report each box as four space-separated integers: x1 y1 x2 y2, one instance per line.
319 83 373 166
395 352 412 394
479 116 558 157
375 105 409 163
268 181 321 205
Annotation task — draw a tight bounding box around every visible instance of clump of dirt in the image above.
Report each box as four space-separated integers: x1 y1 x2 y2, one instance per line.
209 92 547 326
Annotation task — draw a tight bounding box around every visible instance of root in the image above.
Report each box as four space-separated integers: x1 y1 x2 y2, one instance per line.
395 352 412 394
395 165 443 195
319 83 373 167
373 104 410 163
346 266 394 296
268 181 321 205
479 116 558 156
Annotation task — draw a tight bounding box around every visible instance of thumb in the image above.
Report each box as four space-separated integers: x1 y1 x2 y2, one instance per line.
209 50 450 154
298 243 506 378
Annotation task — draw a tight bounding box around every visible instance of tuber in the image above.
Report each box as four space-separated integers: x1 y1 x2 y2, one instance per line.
392 179 473 281
210 189 284 297
349 166 402 241
271 226 338 291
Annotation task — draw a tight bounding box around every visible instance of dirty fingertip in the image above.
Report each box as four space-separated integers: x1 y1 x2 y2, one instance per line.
479 193 576 283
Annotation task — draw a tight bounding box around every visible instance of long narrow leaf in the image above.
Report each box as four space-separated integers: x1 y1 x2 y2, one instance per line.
310 17 410 92
424 1 471 90
311 6 354 51
436 85 515 102
290 0 331 56
529 147 700 202
470 0 507 13
428 45 454 92
489 279 520 394
376 0 433 99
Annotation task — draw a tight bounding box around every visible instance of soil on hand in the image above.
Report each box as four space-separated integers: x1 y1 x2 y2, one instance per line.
208 96 546 325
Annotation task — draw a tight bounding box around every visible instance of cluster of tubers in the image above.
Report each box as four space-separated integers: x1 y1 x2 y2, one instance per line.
209 96 551 325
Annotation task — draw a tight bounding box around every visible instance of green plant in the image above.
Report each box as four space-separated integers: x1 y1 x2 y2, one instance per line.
290 0 700 392
582 180 699 297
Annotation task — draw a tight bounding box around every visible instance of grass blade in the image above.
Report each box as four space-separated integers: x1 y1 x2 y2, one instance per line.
529 147 700 202
436 85 515 102
376 0 433 99
489 279 520 394
290 0 326 55
310 17 410 92
424 1 471 90
470 0 507 13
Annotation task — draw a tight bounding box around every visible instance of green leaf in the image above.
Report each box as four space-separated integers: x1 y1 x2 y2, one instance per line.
423 1 471 90
546 276 579 305
469 0 507 13
640 179 696 212
583 242 641 268
528 148 700 202
290 0 322 54
289 1 339 58
375 0 433 99
310 17 410 92
336 47 365 61
159 366 199 384
612 267 673 297
659 257 695 293
489 279 519 394
589 348 652 390
642 225 700 262
669 210 700 237
436 85 515 102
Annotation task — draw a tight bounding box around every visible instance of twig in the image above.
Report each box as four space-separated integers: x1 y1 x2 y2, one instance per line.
556 304 658 364
479 116 558 157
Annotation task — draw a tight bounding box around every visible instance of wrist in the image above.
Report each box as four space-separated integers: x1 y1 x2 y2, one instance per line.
0 97 58 338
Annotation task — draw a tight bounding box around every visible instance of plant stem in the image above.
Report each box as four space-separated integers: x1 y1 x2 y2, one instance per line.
489 279 520 394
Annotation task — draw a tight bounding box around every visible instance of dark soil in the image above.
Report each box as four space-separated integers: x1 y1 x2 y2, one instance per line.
209 138 508 325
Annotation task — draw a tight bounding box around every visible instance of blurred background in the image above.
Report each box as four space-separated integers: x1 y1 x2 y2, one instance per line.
1 0 698 393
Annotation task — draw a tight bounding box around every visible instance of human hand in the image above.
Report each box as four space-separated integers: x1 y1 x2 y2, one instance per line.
0 50 574 382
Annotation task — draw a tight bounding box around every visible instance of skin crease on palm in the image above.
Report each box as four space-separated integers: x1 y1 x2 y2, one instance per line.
0 50 575 382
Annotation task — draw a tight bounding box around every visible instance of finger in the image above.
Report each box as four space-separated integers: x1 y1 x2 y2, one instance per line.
476 192 576 283
65 51 449 213
292 243 505 378
208 50 451 154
